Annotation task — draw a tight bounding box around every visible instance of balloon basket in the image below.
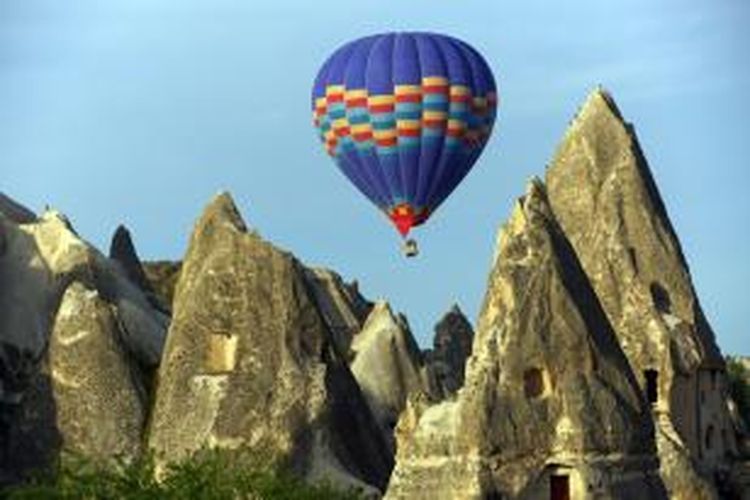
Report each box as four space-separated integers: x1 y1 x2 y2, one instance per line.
402 238 419 258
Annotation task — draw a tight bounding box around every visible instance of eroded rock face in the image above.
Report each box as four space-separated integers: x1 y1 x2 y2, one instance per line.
1 282 147 481
386 180 664 499
350 302 425 450
147 193 392 493
546 89 734 498
303 267 373 357
423 305 473 399
110 225 167 313
0 203 167 483
142 260 182 311
2 211 168 367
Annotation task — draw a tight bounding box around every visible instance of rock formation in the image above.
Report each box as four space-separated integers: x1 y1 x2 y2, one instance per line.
350 301 425 450
386 180 665 499
0 204 166 482
142 260 182 310
423 305 473 399
546 88 735 498
147 193 392 494
303 267 373 357
109 225 167 313
2 282 147 481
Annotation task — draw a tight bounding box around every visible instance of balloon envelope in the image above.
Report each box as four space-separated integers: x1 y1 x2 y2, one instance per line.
312 32 497 236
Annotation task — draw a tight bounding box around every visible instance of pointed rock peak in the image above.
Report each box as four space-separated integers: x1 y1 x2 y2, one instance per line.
362 300 398 330
449 302 463 315
437 303 471 327
198 191 248 234
520 176 548 208
581 86 623 119
494 178 551 267
109 224 157 300
110 225 136 258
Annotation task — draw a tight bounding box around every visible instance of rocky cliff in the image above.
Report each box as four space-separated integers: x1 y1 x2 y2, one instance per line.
423 305 473 399
1 88 744 499
350 301 426 451
0 209 167 483
546 89 734 498
303 267 373 357
146 193 392 493
385 180 665 499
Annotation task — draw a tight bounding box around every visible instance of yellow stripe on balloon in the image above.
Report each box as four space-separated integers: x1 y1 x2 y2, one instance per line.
394 84 422 95
423 110 447 120
345 88 368 99
373 129 397 140
450 85 471 96
397 120 421 130
332 118 349 130
368 95 395 105
351 123 372 134
326 85 345 96
422 76 449 86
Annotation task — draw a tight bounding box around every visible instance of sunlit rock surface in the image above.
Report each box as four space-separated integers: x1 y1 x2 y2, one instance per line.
147 193 392 494
386 180 664 499
546 89 735 499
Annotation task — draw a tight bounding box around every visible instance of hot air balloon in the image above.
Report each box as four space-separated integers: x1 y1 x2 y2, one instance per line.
312 32 497 257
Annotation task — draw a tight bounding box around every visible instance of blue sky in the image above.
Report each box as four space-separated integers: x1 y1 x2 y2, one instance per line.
2 1 748 353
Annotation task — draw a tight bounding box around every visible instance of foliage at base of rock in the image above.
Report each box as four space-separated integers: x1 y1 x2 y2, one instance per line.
2 448 363 500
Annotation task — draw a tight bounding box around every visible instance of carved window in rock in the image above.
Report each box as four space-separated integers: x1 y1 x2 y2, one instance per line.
204 332 239 374
649 282 671 314
644 369 658 405
524 367 546 399
628 247 638 274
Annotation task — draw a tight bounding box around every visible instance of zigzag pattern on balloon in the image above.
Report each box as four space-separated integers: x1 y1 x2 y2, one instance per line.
313 80 496 158
312 32 498 237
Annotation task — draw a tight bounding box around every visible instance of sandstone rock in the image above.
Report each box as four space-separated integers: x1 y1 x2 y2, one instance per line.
142 260 182 310
423 305 473 399
109 225 167 313
304 267 372 356
386 180 665 499
147 193 392 493
1 282 147 482
0 211 168 368
0 193 36 224
1 208 167 483
546 88 734 498
350 301 425 450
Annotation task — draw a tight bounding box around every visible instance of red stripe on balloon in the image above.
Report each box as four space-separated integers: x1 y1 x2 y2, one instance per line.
369 104 395 113
376 137 397 147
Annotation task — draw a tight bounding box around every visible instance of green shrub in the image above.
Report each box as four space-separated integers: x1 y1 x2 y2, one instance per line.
727 357 750 430
2 448 363 499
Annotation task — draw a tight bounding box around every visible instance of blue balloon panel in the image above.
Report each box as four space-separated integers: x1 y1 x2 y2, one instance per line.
313 32 497 236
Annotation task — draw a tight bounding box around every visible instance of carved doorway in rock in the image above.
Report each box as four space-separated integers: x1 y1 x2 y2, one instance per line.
550 474 570 500
644 369 658 405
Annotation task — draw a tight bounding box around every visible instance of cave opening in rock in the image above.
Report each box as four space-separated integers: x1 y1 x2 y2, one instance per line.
649 282 671 313
524 367 545 399
550 474 570 500
644 369 658 404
